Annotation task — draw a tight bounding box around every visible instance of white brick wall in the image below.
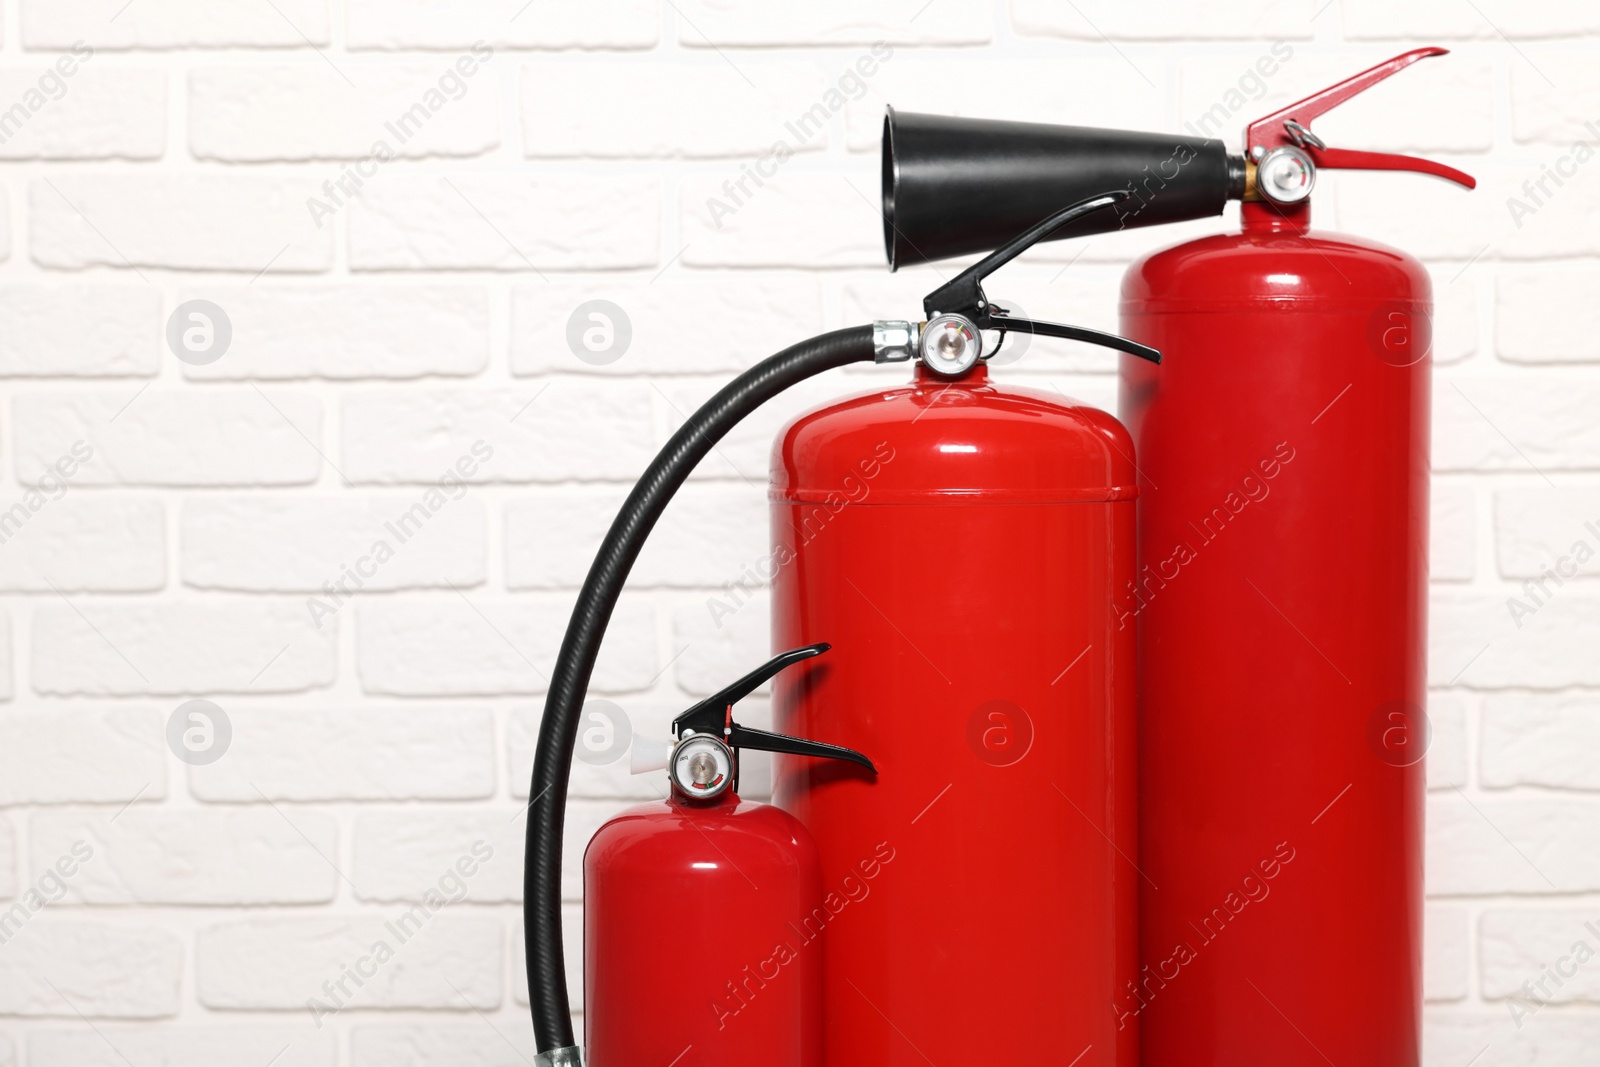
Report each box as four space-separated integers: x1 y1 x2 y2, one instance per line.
520 61 834 159
30 177 335 273
351 1024 535 1067
1011 0 1315 42
32 809 338 905
0 710 167 806
189 62 502 163
0 498 165 591
187 707 495 802
13 391 325 485
0 921 181 1017
0 287 160 376
346 175 660 271
1339 0 1600 40
0 69 165 160
345 0 660 52
196 915 502 1010
0 822 17 901
355 597 657 696
20 1 332 50
175 286 491 380
509 277 827 375
0 4 1595 1063
31 602 338 695
181 496 487 591
29 1028 337 1067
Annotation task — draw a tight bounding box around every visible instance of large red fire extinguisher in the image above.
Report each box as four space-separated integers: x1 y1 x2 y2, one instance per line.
1118 50 1474 1066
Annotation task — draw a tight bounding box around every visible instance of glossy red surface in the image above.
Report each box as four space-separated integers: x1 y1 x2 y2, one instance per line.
1120 203 1429 1066
584 792 824 1066
770 364 1138 1067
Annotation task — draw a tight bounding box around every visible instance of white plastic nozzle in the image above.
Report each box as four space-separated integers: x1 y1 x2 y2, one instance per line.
629 735 674 776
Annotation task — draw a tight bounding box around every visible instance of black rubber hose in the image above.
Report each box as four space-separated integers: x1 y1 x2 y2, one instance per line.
526 325 878 1052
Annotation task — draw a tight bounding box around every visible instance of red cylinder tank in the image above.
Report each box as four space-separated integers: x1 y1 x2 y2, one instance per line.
770 363 1138 1067
583 792 824 1066
1119 201 1430 1065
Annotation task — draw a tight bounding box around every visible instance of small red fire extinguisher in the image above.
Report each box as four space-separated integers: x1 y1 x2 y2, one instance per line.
582 644 874 1066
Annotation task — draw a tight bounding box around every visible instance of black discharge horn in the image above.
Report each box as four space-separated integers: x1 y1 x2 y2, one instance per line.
881 108 1247 270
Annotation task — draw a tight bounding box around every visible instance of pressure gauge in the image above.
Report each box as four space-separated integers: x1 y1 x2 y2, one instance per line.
1257 145 1316 206
920 314 983 377
671 733 733 800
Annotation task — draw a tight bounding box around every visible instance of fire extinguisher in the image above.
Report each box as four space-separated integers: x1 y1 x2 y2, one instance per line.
584 643 874 1066
1119 50 1475 1066
768 253 1149 1062
524 190 1158 1064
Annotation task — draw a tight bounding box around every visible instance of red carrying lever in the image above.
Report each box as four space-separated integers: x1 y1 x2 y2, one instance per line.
1245 47 1476 190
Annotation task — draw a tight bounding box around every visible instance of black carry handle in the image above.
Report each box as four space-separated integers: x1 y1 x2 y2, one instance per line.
675 643 830 730
673 643 876 774
921 192 1162 365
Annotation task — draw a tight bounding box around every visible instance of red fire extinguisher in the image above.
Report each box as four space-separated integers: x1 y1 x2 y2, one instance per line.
874 47 1472 1066
763 193 1164 1066
1118 50 1474 1066
769 354 1142 1064
584 644 874 1066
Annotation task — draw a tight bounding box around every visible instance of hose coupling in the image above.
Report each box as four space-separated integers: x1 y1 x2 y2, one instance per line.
535 1048 584 1067
872 320 917 363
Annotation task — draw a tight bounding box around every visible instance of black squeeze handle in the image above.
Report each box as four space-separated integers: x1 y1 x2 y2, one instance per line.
673 643 876 774
920 191 1162 365
883 108 1243 269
